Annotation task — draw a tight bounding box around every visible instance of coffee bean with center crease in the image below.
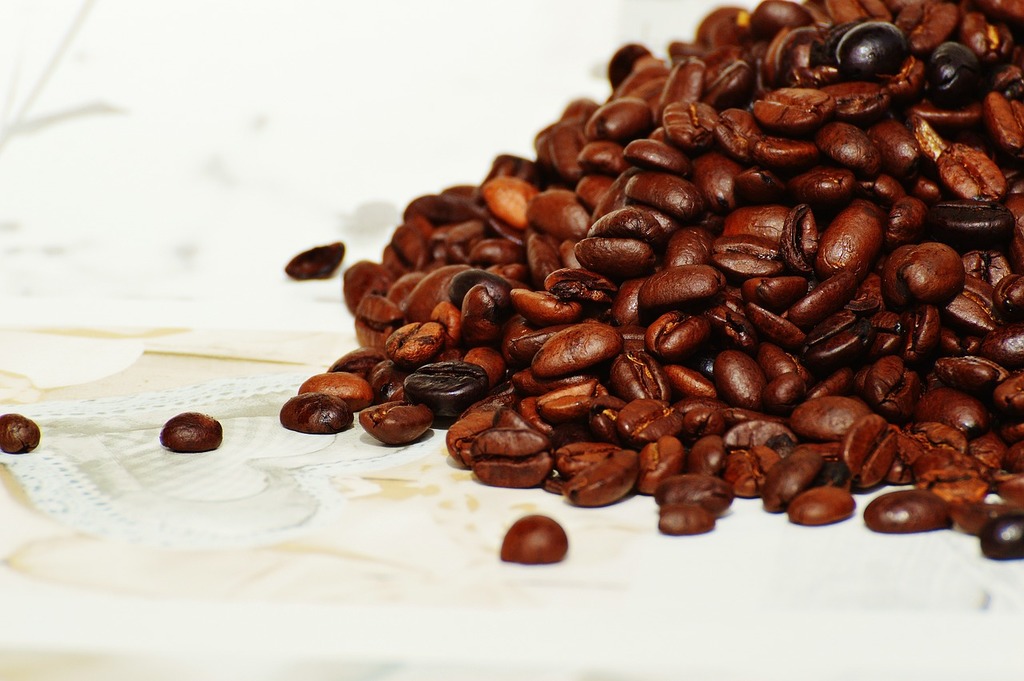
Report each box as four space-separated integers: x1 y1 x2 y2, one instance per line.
471 428 554 488
404 361 490 417
280 393 353 434
563 447 639 506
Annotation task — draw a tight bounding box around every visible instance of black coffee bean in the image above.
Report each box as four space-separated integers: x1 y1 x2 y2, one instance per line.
927 42 981 108
404 361 490 416
835 21 909 81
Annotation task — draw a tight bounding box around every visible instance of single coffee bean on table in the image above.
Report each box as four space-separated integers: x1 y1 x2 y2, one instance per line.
159 412 223 453
304 0 1024 562
0 414 41 454
500 515 569 564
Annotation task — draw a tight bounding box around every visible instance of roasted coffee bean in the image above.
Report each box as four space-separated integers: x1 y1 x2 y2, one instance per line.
500 515 569 564
329 347 388 379
978 515 1024 560
834 21 908 81
354 295 405 349
563 447 639 507
790 395 872 442
654 473 735 516
927 42 981 109
815 200 885 281
159 412 222 453
616 398 685 448
762 447 823 513
949 502 1024 536
403 361 490 417
881 242 965 309
723 445 780 498
298 372 375 412
279 393 353 434
343 261 394 316
471 428 554 488
285 241 345 280
713 350 767 411
0 413 41 454
531 322 623 379
787 486 856 526
359 401 434 446
658 503 717 535
624 171 705 223
863 489 951 533
839 413 896 489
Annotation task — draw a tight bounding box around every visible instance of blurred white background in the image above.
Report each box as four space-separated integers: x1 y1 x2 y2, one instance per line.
0 0 745 330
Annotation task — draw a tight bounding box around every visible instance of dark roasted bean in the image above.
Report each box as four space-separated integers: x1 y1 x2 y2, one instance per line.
0 414 41 454
500 515 569 564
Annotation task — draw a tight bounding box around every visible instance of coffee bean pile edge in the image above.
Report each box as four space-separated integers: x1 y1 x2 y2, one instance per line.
290 0 1024 562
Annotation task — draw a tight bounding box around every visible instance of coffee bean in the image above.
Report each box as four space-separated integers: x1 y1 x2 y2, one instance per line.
404 361 490 417
658 503 717 535
787 486 856 526
280 393 353 434
359 401 434 446
500 515 569 564
835 21 908 80
158 412 222 453
298 372 375 412
285 241 345 280
976 508 1024 560
863 489 951 533
0 413 41 454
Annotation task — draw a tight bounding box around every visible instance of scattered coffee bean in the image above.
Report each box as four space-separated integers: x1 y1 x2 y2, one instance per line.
500 514 569 564
358 401 434 445
159 412 222 453
285 241 345 280
0 414 41 454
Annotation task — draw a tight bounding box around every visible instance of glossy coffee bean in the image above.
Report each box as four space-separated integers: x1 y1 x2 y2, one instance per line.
927 42 981 109
654 473 735 516
403 361 490 417
159 412 223 453
0 413 41 454
786 486 856 526
359 401 434 446
658 503 717 536
298 372 375 412
978 515 1024 560
279 393 353 434
863 489 951 533
285 241 345 280
835 21 909 80
500 515 569 564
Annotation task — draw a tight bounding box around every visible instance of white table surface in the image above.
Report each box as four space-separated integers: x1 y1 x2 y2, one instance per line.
1 2 1022 680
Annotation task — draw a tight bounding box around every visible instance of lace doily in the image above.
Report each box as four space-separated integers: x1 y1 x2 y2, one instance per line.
2 373 439 549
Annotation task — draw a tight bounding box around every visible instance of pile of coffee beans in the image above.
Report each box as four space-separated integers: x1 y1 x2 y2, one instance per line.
302 0 1024 562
